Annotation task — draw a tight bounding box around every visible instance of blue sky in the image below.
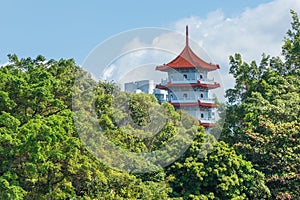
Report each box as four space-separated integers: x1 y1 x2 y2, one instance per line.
1 0 300 97
0 0 275 65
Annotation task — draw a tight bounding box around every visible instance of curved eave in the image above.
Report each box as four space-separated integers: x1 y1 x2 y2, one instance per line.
171 101 216 108
199 122 215 127
156 63 220 72
155 82 220 90
156 84 168 90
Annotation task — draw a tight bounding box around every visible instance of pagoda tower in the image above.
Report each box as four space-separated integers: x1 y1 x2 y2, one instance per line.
156 26 220 128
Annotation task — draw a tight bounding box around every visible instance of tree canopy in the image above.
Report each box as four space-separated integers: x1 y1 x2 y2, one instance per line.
0 9 299 200
0 54 270 199
221 10 300 199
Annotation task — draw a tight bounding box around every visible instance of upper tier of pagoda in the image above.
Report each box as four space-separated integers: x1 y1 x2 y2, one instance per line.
156 26 219 72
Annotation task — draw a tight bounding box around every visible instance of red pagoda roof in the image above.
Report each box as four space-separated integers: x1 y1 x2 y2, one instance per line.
156 26 220 72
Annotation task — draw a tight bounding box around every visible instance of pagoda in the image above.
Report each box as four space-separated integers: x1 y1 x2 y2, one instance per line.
156 26 220 128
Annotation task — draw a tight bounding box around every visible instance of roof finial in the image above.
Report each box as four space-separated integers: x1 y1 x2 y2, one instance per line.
186 25 189 46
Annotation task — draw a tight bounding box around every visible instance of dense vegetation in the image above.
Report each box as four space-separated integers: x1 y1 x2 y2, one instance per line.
221 10 300 199
0 10 299 200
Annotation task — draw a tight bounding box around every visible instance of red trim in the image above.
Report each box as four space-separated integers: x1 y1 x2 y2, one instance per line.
171 101 215 108
200 122 215 127
155 81 220 90
156 84 168 90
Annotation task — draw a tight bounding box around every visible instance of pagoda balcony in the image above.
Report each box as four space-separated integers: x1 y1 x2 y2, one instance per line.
199 118 216 127
200 98 215 104
160 78 216 85
171 79 198 84
200 118 216 123
199 78 215 84
170 98 214 104
170 98 198 104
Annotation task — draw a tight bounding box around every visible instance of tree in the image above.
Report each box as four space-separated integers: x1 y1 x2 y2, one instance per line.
221 10 300 199
167 129 270 199
0 55 172 199
282 10 300 74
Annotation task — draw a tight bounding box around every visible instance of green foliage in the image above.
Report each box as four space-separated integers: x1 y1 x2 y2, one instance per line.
0 53 270 199
221 10 300 199
3 10 299 199
167 131 270 199
282 10 300 74
0 55 172 199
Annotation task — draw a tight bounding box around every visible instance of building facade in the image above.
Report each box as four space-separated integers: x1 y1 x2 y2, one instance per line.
124 80 155 94
156 26 220 128
124 80 168 103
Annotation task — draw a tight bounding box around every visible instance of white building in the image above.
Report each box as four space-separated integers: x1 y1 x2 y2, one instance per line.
124 80 168 103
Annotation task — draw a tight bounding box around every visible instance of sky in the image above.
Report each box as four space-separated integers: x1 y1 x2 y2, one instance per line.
1 0 300 97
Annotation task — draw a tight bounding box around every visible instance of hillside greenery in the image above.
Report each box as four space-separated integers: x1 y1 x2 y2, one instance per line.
220 10 300 199
0 10 299 200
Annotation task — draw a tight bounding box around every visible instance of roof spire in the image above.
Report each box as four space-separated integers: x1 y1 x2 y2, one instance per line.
186 25 189 46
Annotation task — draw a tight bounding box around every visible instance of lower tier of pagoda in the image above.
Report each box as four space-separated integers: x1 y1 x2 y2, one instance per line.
156 80 220 90
170 102 216 128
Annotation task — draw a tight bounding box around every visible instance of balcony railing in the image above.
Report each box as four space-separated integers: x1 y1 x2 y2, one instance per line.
200 118 216 124
170 98 197 103
169 98 215 104
200 98 215 104
160 78 215 85
171 79 198 84
199 78 215 84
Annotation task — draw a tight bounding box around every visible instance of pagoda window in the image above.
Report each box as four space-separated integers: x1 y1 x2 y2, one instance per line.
201 113 204 118
183 93 188 99
183 74 187 80
200 93 204 98
200 74 203 79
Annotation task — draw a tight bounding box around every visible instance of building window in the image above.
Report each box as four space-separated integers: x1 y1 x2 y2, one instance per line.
183 93 187 98
183 74 187 79
201 113 204 118
200 93 203 98
200 74 203 79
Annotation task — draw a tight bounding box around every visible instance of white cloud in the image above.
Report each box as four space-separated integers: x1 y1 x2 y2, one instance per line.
176 2 299 67
122 38 147 52
170 0 300 94
102 64 116 80
95 0 300 101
